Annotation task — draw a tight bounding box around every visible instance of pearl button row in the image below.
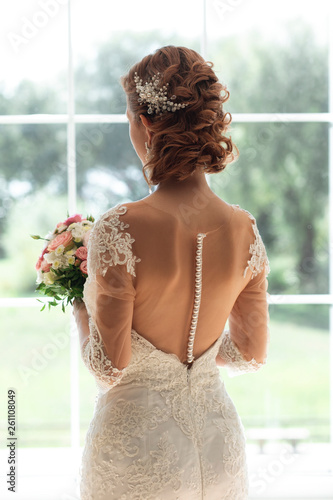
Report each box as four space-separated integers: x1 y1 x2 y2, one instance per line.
187 233 206 364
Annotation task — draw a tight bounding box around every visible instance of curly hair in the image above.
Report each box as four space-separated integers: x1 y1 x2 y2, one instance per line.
121 45 238 186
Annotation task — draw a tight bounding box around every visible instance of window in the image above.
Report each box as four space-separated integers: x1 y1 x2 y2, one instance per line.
1 1 332 498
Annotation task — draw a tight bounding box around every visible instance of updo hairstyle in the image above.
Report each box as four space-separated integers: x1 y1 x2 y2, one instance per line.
121 45 238 186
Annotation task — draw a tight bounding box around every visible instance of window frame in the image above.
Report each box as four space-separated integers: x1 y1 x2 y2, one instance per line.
0 0 332 476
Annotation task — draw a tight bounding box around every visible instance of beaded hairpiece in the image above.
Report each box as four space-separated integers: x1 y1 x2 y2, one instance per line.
134 71 189 115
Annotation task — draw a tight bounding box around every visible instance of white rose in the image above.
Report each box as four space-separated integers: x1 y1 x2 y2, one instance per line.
82 221 93 230
36 270 43 284
44 251 56 264
69 225 85 240
45 231 54 240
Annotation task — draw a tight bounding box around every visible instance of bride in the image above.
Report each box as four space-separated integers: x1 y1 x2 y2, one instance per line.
73 45 269 500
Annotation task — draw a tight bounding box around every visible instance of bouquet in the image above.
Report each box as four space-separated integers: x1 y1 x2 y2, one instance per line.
31 213 95 311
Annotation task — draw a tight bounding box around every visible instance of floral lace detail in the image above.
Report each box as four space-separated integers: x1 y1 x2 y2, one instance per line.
233 205 270 279
119 330 227 448
124 433 182 499
82 317 125 391
80 330 248 499
81 204 140 392
245 215 270 278
87 204 141 278
94 399 170 458
218 329 266 376
81 432 182 500
187 456 221 494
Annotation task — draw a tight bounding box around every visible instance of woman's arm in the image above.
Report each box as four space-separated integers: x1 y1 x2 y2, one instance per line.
72 299 90 353
216 268 269 375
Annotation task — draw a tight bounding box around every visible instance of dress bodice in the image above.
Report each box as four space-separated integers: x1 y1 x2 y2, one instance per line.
81 198 269 393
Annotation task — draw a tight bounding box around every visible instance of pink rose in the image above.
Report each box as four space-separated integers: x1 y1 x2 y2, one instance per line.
64 214 82 226
35 257 43 271
48 231 73 251
82 229 92 247
80 260 88 275
41 259 51 273
36 247 49 270
75 246 88 260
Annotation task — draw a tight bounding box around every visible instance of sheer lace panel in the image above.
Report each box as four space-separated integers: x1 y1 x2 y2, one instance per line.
82 317 125 390
87 204 141 278
218 330 266 377
82 204 138 389
235 207 270 280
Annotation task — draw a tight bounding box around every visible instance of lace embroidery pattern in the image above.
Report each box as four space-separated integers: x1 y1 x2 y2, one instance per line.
218 329 266 376
80 331 249 499
81 204 140 392
87 204 141 277
119 330 226 448
186 457 220 494
124 433 182 499
94 400 170 458
233 205 270 279
82 317 125 390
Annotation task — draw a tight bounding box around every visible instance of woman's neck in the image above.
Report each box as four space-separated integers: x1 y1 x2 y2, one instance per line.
155 171 210 193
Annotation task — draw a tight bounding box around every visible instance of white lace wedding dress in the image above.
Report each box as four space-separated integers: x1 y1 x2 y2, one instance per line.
78 200 270 500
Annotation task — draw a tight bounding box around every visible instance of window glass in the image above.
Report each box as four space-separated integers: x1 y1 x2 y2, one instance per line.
211 122 329 294
0 307 71 446
223 305 330 445
206 0 329 113
0 124 67 298
76 123 148 216
72 0 202 114
1 1 68 114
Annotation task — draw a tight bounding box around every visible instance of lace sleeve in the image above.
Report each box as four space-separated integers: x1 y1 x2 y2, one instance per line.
87 204 141 278
218 330 267 377
218 206 270 376
242 210 270 280
81 204 139 390
82 318 124 390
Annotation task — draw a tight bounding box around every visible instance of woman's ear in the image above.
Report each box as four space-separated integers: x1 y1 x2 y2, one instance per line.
139 114 153 146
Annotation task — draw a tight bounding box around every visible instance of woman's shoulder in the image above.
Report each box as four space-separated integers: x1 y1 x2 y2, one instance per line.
91 199 156 243
229 204 270 279
96 199 149 224
228 203 259 231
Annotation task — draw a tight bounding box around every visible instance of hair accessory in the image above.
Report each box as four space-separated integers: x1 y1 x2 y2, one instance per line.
134 72 189 115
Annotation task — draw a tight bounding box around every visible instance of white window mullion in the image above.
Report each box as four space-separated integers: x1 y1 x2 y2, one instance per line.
0 112 332 126
201 0 207 60
328 1 333 453
67 0 80 452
